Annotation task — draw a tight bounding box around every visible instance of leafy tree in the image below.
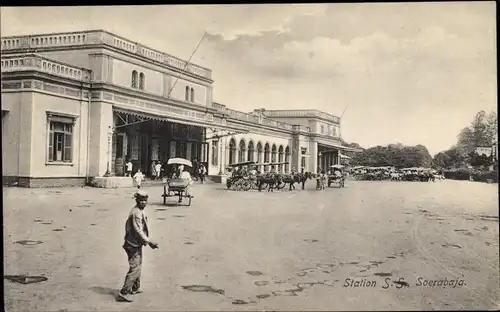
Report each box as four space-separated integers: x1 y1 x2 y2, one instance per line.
350 144 432 168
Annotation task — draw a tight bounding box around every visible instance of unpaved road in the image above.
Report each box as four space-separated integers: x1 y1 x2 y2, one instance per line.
3 179 499 311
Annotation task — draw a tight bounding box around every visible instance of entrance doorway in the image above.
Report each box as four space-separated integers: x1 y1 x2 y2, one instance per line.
113 111 208 177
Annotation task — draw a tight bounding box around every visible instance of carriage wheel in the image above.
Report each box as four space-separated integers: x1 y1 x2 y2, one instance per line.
260 183 268 190
250 181 258 190
276 181 286 190
234 181 243 191
241 180 251 191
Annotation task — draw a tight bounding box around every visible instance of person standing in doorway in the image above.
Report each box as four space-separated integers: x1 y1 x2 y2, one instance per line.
117 190 158 302
125 160 133 177
155 161 162 181
150 161 156 180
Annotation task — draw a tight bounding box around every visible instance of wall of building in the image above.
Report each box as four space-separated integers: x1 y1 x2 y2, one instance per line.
30 92 89 178
263 116 308 128
88 100 113 177
112 58 164 96
168 77 208 106
205 130 292 176
1 92 27 177
37 49 100 69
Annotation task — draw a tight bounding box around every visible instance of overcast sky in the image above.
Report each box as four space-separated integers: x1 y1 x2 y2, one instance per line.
1 3 496 155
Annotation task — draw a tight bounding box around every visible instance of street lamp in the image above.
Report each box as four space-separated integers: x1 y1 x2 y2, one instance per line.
103 126 114 177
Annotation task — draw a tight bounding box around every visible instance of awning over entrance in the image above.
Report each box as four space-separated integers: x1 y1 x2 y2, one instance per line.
317 141 361 153
113 105 249 134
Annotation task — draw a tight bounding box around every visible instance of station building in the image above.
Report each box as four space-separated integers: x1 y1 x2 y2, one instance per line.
1 30 359 187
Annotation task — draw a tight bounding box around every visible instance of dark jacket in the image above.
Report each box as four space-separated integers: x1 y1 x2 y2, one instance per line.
124 206 150 248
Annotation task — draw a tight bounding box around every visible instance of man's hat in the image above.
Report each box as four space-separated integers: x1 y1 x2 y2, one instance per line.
134 190 149 200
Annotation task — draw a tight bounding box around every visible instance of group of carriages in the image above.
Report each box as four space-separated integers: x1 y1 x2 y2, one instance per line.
351 166 445 182
225 161 314 192
226 161 347 192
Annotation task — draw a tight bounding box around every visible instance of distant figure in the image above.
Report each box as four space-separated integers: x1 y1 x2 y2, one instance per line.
198 164 207 184
133 169 145 189
125 160 133 177
150 161 156 179
154 161 162 180
117 190 158 303
179 165 193 202
249 166 257 176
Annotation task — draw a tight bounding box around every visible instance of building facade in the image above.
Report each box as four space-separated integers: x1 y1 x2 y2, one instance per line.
1 30 358 187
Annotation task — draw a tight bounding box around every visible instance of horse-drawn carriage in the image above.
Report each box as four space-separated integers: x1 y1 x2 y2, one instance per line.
226 161 258 191
162 158 193 206
327 164 346 188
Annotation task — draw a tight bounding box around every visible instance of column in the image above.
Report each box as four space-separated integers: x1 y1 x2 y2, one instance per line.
224 139 230 173
218 137 226 175
309 141 318 174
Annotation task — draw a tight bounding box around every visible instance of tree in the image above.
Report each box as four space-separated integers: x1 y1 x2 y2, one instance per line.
469 151 493 169
350 144 432 168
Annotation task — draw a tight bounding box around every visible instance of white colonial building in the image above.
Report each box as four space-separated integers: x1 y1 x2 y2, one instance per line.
1 30 358 187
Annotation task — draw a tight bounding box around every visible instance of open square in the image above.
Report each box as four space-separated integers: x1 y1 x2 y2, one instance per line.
3 180 499 311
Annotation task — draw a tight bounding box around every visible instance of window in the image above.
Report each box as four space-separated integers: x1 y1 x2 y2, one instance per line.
185 86 190 101
47 115 74 163
190 87 195 102
139 72 145 90
320 125 325 134
131 70 138 88
211 140 219 166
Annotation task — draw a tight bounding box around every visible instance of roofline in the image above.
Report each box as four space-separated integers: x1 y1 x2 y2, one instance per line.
1 29 212 73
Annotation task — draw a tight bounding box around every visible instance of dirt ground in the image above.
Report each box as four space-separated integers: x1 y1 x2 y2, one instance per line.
3 179 499 311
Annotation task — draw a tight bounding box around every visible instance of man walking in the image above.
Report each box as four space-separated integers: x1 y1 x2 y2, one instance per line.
118 190 158 302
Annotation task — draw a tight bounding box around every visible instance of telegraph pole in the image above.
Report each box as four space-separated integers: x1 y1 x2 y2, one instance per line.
166 32 208 99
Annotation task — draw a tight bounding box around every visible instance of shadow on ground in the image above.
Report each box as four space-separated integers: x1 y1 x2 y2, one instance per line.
90 286 117 299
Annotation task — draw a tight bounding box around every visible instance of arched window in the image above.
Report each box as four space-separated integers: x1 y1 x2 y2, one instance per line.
239 139 246 162
131 70 138 88
139 72 145 90
190 87 195 102
256 142 263 163
278 145 284 173
247 141 255 162
185 86 190 101
229 138 237 165
271 144 277 163
264 143 270 172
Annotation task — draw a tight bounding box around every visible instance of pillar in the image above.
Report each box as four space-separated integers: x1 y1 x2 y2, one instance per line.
219 137 226 175
88 100 113 176
309 141 318 174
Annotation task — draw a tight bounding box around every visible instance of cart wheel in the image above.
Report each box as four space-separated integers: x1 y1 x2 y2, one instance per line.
242 181 251 191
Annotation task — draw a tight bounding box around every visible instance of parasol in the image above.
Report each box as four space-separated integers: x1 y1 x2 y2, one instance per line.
167 158 193 167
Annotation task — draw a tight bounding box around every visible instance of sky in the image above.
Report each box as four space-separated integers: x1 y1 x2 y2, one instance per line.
1 3 497 155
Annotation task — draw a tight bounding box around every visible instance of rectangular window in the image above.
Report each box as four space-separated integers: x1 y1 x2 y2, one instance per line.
47 115 74 163
301 156 306 169
320 125 325 134
211 140 218 166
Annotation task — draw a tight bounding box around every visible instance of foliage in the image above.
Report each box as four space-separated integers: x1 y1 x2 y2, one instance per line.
433 110 497 170
350 144 432 168
443 168 498 183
